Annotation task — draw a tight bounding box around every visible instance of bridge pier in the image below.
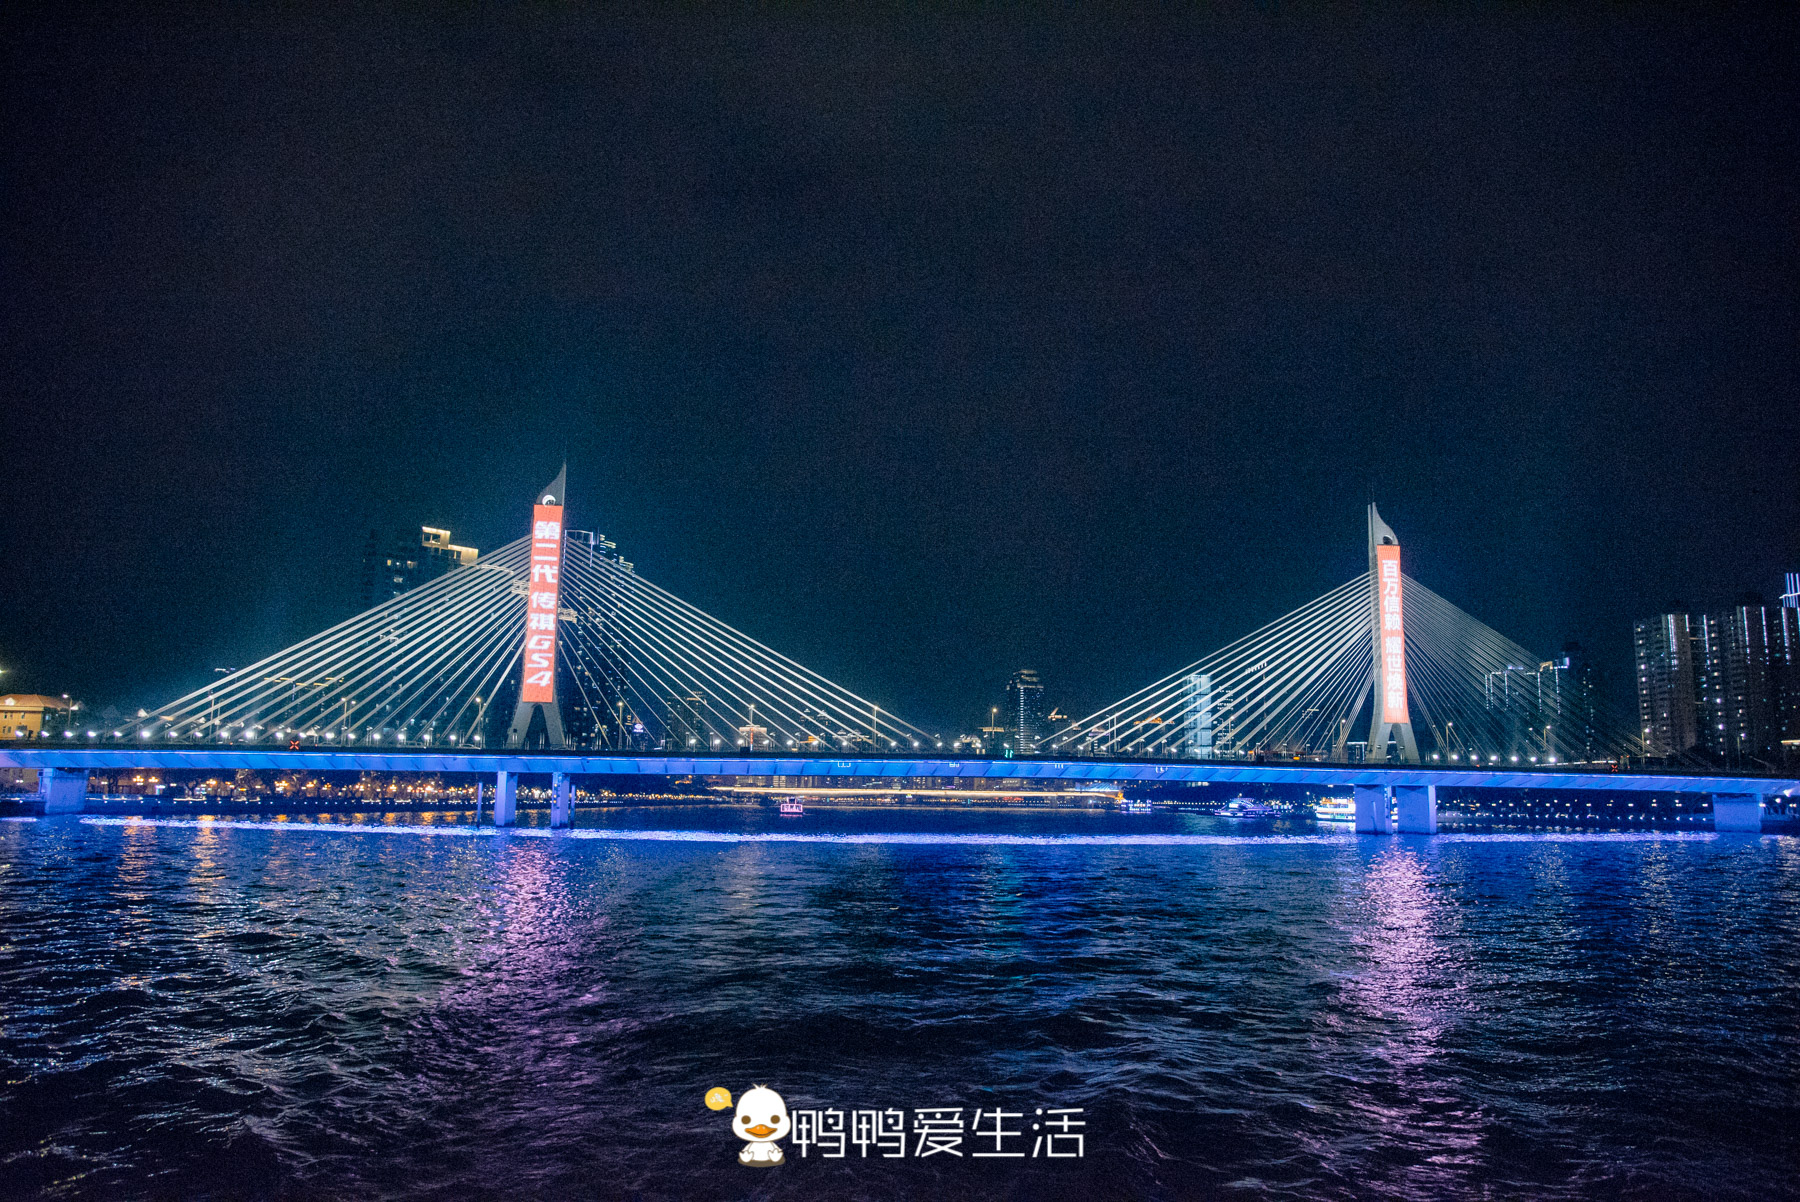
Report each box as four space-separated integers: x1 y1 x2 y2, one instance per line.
40 768 88 814
1395 784 1437 834
1711 793 1763 833
492 771 517 827
550 773 572 828
1354 785 1392 834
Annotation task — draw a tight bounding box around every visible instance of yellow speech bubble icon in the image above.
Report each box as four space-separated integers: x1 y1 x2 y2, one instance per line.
704 1086 733 1111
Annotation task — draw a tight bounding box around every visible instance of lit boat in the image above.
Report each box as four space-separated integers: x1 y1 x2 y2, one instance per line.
778 799 804 816
1119 800 1153 813
1314 797 1354 822
1220 797 1277 817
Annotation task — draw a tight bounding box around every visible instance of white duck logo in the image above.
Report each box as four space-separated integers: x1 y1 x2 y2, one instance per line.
729 1085 789 1167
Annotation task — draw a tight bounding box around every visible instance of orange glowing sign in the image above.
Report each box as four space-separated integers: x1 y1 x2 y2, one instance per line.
1376 543 1408 724
521 501 563 703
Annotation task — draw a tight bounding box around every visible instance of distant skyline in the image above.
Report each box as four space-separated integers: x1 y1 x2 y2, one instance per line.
2 8 1795 732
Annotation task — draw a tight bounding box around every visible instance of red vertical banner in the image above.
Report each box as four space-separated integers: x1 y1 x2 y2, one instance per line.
1376 543 1408 724
521 502 563 703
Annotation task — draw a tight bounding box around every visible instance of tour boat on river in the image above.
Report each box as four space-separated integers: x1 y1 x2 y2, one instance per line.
1313 797 1355 822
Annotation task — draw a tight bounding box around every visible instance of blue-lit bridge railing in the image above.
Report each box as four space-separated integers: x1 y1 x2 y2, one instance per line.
3 748 1794 834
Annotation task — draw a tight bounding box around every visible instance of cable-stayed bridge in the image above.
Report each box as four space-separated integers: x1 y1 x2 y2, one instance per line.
1057 503 1630 768
124 468 926 755
128 496 1618 767
135 530 930 755
6 473 1793 831
1055 571 1627 768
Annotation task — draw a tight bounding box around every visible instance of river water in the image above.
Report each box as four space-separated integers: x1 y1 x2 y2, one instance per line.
2 806 1797 1200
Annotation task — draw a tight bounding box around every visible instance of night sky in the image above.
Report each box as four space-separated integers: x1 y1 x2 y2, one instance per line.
3 8 1795 733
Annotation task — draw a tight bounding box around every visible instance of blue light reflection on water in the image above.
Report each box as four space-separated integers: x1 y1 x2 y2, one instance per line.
82 814 1730 846
1 808 1797 1200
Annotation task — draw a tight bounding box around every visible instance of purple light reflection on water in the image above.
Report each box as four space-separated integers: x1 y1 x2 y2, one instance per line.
3 812 1794 1198
80 816 1736 847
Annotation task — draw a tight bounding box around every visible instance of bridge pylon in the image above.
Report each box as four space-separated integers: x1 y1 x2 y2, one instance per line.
507 466 568 749
1362 503 1419 764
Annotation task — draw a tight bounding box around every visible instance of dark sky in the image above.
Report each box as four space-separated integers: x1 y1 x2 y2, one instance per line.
3 7 1796 732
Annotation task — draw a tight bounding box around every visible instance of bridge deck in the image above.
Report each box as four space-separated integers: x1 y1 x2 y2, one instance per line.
2 748 1794 796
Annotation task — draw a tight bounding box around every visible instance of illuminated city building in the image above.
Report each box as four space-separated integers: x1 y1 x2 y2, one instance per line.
1636 613 1703 758
1708 601 1798 763
0 694 73 740
1005 669 1047 753
1636 591 1800 764
561 528 642 749
1483 653 1595 760
359 525 477 609
0 694 75 791
1185 672 1216 758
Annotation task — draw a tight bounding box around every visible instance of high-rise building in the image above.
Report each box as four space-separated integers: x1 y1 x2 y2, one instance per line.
1635 589 1800 765
1556 642 1601 761
1483 663 1543 752
359 526 477 610
1709 601 1796 763
1481 654 1592 759
1635 614 1700 758
665 694 709 750
1779 590 1800 761
1005 669 1047 754
1185 672 1215 758
560 530 636 749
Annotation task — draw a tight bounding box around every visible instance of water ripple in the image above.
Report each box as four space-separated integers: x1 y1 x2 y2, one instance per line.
0 809 1793 1200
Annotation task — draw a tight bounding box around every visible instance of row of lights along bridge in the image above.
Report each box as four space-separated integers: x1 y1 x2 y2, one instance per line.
7 518 1796 771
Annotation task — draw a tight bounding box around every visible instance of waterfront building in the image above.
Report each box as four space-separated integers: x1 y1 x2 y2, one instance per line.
1635 614 1701 758
561 530 636 749
1635 591 1800 765
665 694 709 750
1005 669 1047 753
1781 581 1800 761
0 694 74 740
359 526 478 610
1483 663 1540 752
0 694 76 790
1482 655 1593 760
1710 601 1799 763
1186 672 1216 758
1556 642 1601 761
